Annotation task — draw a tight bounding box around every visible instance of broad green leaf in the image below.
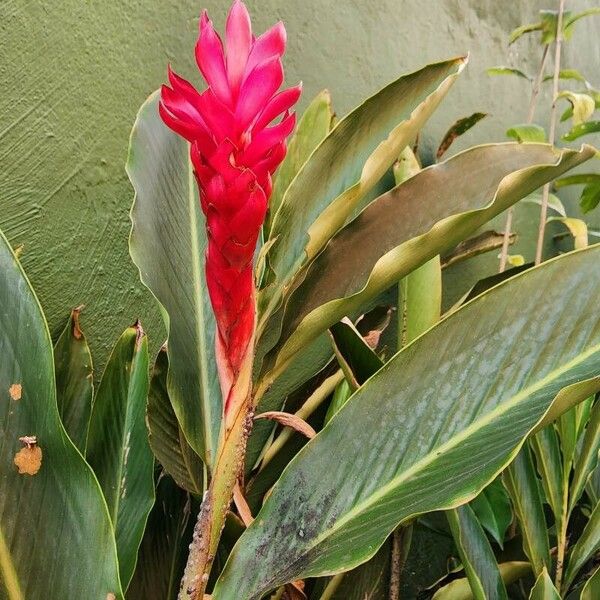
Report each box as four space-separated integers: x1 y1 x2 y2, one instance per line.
529 569 560 599
487 67 532 80
570 399 600 511
432 563 530 599
437 113 488 160
261 57 466 325
324 379 352 426
554 174 600 213
128 91 221 467
506 124 546 143
146 346 204 496
266 90 333 233
563 500 600 590
503 445 551 577
269 144 594 377
555 173 600 188
128 475 194 600
563 121 600 141
53 306 93 452
470 480 512 548
548 217 588 249
581 564 600 600
213 246 600 599
329 319 383 389
557 92 595 126
0 229 122 599
447 505 507 600
86 324 153 589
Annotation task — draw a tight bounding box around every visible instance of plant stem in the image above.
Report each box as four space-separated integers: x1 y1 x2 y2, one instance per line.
320 574 345 600
179 353 255 599
389 523 413 600
499 44 550 272
554 479 569 591
535 0 566 266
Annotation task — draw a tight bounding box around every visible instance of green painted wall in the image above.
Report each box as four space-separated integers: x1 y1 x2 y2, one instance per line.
1 0 599 376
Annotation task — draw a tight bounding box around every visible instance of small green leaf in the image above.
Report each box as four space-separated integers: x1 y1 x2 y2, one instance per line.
548 217 588 249
53 305 93 452
555 173 600 188
530 427 564 524
86 323 154 589
506 124 546 143
543 69 588 83
563 121 600 141
509 22 544 44
487 66 532 80
470 480 512 548
437 113 488 160
329 319 383 390
529 568 561 599
581 182 600 213
147 346 204 496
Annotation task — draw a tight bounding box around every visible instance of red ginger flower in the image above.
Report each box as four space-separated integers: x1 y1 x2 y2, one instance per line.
159 0 300 413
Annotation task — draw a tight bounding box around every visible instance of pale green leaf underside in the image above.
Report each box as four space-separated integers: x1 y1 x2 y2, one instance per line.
128 91 221 467
271 143 594 375
0 229 122 599
214 245 600 599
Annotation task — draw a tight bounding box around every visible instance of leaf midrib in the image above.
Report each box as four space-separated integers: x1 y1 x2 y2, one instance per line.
308 342 600 549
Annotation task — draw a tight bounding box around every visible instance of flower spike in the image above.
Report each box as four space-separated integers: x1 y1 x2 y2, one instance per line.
159 1 300 420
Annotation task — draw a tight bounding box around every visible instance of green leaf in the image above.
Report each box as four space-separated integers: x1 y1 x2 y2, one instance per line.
329 319 383 389
147 346 204 496
260 57 466 327
437 113 488 160
548 217 588 249
522 191 566 217
564 500 600 590
0 229 123 599
432 563 531 599
128 475 195 600
563 121 600 141
213 245 600 599
266 90 333 234
581 182 600 213
543 69 589 83
128 91 221 467
570 399 600 511
487 66 532 80
530 427 564 523
555 173 600 188
581 564 600 600
470 480 512 548
269 144 594 377
557 92 596 126
509 22 544 44
506 124 546 143
529 569 561 599
86 323 153 589
503 445 551 577
53 305 93 452
447 505 507 600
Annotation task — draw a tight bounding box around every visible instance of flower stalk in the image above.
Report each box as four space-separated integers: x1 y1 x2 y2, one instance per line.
159 1 300 595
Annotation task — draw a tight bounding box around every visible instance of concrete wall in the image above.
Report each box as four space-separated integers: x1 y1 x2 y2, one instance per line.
1 0 599 374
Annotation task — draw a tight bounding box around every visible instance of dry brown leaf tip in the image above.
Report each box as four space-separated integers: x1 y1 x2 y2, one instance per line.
9 383 22 400
14 436 42 475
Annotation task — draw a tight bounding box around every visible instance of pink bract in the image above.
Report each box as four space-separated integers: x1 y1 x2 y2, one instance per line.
159 0 300 411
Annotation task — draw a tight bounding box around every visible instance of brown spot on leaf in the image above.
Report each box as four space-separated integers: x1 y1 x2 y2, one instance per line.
14 436 42 475
133 319 145 349
9 383 22 400
71 305 85 339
